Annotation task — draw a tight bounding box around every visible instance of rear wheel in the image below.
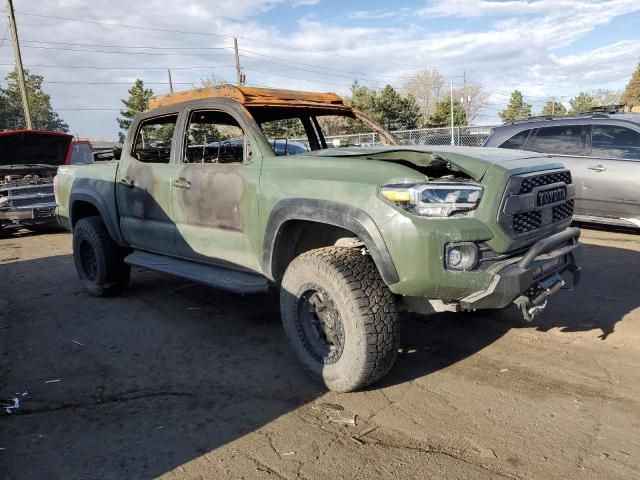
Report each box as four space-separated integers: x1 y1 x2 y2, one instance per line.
280 247 399 392
73 216 130 296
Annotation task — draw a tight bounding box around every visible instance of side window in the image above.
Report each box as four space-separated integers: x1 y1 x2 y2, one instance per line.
132 115 178 164
185 111 244 164
591 125 640 160
260 118 308 155
500 129 531 150
69 143 94 164
530 125 585 155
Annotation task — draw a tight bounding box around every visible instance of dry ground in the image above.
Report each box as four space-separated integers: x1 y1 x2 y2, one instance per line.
1 227 639 479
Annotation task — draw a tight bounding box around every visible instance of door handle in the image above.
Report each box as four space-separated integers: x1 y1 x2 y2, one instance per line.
120 176 135 187
173 178 191 189
587 165 607 172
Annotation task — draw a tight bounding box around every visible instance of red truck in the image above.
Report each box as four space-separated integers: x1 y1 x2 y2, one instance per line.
0 130 93 231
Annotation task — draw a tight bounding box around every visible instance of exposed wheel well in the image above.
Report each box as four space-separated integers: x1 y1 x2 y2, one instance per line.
271 220 358 283
71 201 101 227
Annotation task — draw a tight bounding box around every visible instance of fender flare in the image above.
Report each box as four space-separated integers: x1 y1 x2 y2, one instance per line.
69 189 127 247
262 199 399 285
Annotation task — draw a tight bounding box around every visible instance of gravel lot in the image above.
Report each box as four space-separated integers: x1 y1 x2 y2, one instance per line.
1 227 639 480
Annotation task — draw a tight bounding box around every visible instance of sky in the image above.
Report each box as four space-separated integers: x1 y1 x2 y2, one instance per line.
1 0 639 139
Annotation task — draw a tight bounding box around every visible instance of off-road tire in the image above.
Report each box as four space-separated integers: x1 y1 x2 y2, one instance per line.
280 247 399 392
73 216 130 296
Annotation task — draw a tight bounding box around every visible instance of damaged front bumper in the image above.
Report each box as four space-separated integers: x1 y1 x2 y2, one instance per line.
459 226 581 320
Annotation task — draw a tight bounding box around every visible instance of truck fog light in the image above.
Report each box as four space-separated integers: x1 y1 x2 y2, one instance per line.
445 243 478 271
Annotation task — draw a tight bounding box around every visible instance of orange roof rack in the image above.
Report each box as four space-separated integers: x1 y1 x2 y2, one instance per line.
148 84 349 110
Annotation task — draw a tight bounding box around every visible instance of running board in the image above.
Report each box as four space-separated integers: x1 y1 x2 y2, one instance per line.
125 251 269 294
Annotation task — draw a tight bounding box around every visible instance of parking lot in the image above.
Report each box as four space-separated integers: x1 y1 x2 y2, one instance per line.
0 227 639 479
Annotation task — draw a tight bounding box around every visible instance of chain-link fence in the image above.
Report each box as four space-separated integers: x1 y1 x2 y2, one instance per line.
299 125 498 148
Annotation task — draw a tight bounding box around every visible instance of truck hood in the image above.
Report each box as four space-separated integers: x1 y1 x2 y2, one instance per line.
0 130 73 168
306 145 562 181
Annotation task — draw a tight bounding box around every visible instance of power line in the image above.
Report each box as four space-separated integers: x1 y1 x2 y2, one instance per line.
1 43 233 57
0 79 195 85
20 39 233 51
239 48 460 81
0 62 236 70
15 11 235 39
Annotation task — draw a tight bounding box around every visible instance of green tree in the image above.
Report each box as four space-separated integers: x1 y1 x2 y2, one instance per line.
540 100 567 116
621 63 640 108
498 90 531 123
117 79 154 142
568 91 595 114
0 69 68 131
427 98 467 127
347 82 421 131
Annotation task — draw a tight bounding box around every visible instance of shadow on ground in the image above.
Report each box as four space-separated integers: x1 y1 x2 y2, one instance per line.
0 239 638 478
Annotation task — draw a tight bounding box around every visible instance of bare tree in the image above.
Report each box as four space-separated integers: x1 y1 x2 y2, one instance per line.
455 84 489 124
402 68 444 125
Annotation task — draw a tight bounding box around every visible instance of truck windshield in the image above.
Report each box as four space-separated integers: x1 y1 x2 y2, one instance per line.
249 108 397 155
0 131 73 166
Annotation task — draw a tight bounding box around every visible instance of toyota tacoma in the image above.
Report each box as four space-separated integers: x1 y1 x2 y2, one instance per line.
55 85 581 392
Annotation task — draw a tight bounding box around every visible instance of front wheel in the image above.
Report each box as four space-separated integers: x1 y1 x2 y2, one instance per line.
73 216 130 296
280 247 399 392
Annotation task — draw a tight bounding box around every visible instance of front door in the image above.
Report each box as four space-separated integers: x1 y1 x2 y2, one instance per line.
116 113 179 254
170 109 262 272
581 124 640 219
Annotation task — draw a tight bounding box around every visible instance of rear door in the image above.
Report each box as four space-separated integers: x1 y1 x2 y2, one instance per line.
116 113 179 254
170 108 263 271
525 124 590 214
584 123 640 219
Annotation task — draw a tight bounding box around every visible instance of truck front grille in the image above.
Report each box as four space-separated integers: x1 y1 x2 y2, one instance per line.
513 211 542 234
1 184 55 208
552 199 574 223
519 171 572 194
499 169 574 238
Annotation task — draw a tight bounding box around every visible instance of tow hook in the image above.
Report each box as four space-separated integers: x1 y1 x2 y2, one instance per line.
514 274 566 322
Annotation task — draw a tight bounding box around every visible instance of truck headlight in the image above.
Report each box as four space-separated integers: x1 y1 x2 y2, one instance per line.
380 182 483 217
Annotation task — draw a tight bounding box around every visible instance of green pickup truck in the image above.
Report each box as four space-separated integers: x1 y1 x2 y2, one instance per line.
55 85 581 392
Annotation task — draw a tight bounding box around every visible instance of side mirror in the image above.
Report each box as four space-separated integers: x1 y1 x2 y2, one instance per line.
113 145 122 160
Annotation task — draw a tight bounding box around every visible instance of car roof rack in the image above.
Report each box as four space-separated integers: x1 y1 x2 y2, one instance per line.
148 84 350 111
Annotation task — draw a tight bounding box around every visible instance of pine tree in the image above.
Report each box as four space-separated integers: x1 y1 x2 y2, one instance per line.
346 82 421 132
498 90 531 123
0 69 68 131
540 100 566 116
568 92 595 114
117 79 154 142
621 62 640 108
427 98 467 127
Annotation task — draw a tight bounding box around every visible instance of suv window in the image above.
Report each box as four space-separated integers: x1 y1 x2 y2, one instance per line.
500 129 531 149
185 110 244 164
530 125 585 155
132 115 178 164
591 125 640 160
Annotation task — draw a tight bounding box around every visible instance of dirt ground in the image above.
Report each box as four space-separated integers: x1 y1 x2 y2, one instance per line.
1 227 639 480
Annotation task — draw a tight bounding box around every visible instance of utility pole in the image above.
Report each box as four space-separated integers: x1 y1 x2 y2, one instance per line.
450 80 454 146
233 37 245 86
462 69 469 124
167 69 174 93
6 0 32 129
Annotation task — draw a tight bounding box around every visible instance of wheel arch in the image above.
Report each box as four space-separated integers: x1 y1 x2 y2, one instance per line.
262 199 399 286
69 190 126 247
